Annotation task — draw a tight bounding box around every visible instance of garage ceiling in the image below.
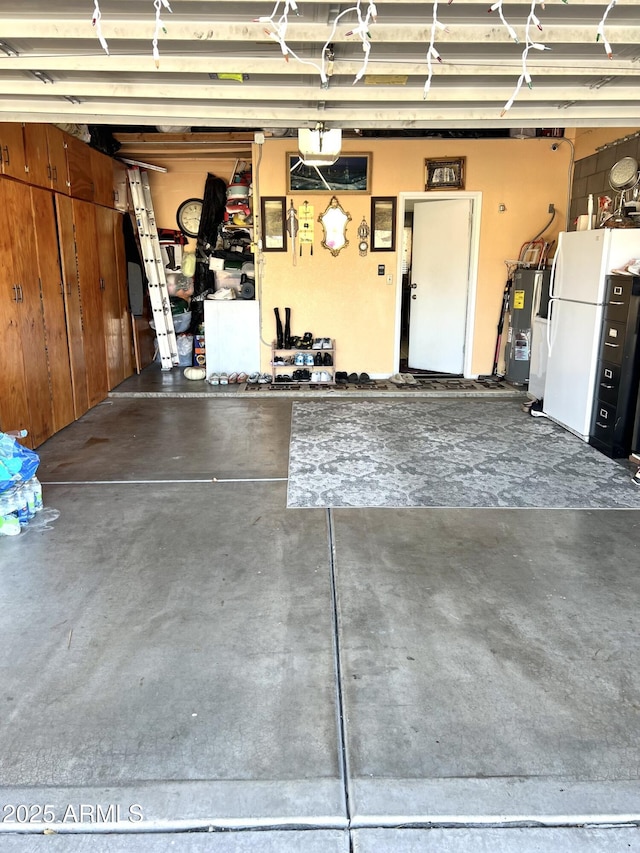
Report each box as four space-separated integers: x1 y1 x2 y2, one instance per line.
0 1 639 131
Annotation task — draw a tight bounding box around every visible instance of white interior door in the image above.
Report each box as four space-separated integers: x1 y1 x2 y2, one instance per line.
408 198 472 373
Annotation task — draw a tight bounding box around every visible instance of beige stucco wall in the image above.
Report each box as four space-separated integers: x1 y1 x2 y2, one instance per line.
256 137 570 377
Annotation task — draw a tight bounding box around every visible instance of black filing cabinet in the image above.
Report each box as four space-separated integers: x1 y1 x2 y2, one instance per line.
589 275 640 458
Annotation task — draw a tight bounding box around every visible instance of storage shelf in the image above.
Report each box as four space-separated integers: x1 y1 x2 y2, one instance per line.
271 339 335 384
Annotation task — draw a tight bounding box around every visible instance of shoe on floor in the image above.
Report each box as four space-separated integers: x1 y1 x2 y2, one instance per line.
401 373 418 385
389 373 405 385
359 372 371 383
237 372 248 384
247 372 260 384
258 373 272 383
219 372 229 385
336 371 348 384
347 372 359 383
529 399 548 418
207 372 220 385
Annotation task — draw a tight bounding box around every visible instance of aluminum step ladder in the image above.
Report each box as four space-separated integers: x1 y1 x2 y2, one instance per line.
127 167 179 370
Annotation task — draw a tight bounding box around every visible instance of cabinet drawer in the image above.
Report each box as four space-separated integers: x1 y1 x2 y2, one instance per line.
595 360 621 406
599 319 626 364
591 400 620 441
605 275 636 315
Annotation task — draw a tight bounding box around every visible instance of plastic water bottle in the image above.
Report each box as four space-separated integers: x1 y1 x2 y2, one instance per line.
15 484 31 527
32 477 43 512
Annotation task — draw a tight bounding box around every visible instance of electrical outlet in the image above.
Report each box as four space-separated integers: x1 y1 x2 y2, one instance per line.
548 203 555 214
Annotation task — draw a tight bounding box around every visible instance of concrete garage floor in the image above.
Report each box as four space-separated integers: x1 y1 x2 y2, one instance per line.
1 393 640 851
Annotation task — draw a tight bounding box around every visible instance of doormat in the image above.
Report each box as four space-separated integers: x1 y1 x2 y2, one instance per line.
287 399 640 509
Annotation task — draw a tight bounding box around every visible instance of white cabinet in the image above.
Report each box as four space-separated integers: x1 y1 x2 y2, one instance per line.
204 300 260 376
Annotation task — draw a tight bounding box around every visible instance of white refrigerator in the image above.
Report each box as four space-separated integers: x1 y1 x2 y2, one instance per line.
543 229 640 440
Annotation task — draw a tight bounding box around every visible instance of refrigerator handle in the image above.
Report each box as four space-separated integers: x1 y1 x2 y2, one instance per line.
547 298 555 355
549 230 563 300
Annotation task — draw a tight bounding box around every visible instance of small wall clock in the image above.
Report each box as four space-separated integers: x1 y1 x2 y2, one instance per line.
176 198 203 237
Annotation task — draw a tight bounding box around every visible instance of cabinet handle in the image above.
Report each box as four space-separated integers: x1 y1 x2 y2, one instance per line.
59 281 65 297
12 284 19 302
47 163 52 180
609 300 624 305
99 277 105 291
14 284 24 303
596 422 610 429
600 383 614 389
2 145 9 165
604 342 620 348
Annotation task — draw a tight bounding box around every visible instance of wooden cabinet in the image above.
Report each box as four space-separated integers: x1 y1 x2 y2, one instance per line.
0 127 134 445
0 123 27 180
23 124 69 194
0 180 59 448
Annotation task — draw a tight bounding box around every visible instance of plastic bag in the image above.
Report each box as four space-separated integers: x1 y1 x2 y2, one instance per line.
0 432 40 494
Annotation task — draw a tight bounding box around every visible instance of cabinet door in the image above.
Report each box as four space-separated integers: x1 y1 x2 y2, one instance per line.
23 123 55 190
46 125 70 195
0 181 31 439
73 199 108 407
31 187 75 433
91 147 116 208
3 180 54 447
55 194 89 419
96 205 126 389
0 123 27 181
66 134 94 201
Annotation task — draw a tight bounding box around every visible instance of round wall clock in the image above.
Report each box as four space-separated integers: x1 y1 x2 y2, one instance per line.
176 198 203 237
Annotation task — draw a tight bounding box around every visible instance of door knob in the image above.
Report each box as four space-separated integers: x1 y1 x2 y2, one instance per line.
412 294 417 300
409 283 417 289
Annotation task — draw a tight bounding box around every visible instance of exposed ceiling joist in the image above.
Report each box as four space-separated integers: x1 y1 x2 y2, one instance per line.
0 1 638 129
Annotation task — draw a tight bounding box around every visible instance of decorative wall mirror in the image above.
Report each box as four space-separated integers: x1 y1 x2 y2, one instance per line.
318 195 351 256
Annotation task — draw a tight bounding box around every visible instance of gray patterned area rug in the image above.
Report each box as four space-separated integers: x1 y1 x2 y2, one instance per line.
287 399 640 509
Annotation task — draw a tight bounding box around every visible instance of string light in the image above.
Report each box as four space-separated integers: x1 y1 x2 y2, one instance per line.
423 2 448 98
488 1 518 44
258 1 377 87
91 0 109 55
152 0 172 69
501 0 550 116
596 0 616 59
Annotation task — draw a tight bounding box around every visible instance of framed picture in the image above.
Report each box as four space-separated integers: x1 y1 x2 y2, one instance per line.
370 196 397 252
425 157 466 191
288 153 371 193
260 196 287 251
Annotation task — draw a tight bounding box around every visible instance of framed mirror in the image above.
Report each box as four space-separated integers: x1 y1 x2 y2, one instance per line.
318 195 351 256
260 196 287 251
371 196 397 251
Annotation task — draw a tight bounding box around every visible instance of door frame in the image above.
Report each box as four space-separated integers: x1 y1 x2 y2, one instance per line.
394 191 483 378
